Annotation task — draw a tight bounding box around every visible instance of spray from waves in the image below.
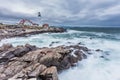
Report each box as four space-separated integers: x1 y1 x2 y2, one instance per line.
58 30 120 80
0 29 119 47
0 29 120 80
0 30 86 47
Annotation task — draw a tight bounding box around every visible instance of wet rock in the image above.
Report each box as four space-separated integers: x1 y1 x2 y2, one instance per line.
25 44 37 51
13 46 30 57
88 52 92 55
59 56 71 70
104 51 110 55
67 45 89 51
49 41 60 47
96 49 103 52
74 50 83 60
69 55 79 65
82 53 87 59
0 44 90 80
78 42 82 45
90 37 93 39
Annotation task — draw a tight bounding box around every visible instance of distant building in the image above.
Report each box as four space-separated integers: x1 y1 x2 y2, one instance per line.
42 24 49 28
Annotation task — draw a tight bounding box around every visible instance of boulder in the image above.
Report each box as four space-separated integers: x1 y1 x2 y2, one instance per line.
0 44 90 80
25 44 37 51
0 44 13 52
13 46 30 57
68 55 79 66
39 52 61 67
0 61 28 79
96 49 103 52
39 66 58 80
74 50 83 60
58 56 71 70
10 63 47 80
17 49 44 62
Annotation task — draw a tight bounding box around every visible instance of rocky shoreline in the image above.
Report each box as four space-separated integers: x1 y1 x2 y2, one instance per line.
0 43 90 80
0 24 101 80
0 24 66 41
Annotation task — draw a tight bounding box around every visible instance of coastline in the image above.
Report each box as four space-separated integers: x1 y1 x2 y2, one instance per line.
0 24 89 80
0 24 120 80
0 43 90 80
0 24 66 41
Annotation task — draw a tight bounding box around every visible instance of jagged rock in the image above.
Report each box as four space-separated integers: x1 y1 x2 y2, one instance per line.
39 51 62 67
0 44 13 52
0 47 15 64
13 46 30 57
67 45 89 51
96 49 103 52
39 66 58 80
49 41 60 47
9 63 47 80
0 44 89 80
68 55 79 66
74 50 83 60
0 44 37 65
17 49 44 62
25 44 37 51
58 55 71 70
0 61 28 80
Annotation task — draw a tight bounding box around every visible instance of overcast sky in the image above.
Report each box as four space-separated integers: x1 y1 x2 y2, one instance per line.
0 0 120 26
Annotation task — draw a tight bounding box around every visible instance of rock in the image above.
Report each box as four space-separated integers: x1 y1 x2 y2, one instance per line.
68 55 79 66
17 49 44 62
74 50 83 60
0 61 28 79
10 63 47 80
96 49 103 52
13 46 30 57
28 64 47 78
0 44 36 65
0 49 15 64
0 44 13 52
90 37 92 39
82 53 87 59
39 51 62 67
67 45 89 51
39 66 58 80
49 41 60 47
58 56 71 70
0 44 90 80
25 44 37 51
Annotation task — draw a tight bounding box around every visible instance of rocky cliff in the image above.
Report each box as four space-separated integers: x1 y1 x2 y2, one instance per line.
0 44 90 80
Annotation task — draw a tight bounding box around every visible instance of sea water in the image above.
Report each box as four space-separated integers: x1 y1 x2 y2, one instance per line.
0 27 120 80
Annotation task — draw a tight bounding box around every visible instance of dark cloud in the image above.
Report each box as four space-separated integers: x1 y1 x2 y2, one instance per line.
0 0 120 27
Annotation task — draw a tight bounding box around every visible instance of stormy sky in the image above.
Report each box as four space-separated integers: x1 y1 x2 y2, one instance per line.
0 0 120 26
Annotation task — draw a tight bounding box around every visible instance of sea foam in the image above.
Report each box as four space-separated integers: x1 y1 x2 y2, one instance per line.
0 29 120 80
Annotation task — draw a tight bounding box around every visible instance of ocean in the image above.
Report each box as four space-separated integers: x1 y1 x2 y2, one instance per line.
0 27 120 80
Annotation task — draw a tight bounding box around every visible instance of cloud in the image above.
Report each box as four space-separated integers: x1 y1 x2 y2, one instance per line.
0 0 120 26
